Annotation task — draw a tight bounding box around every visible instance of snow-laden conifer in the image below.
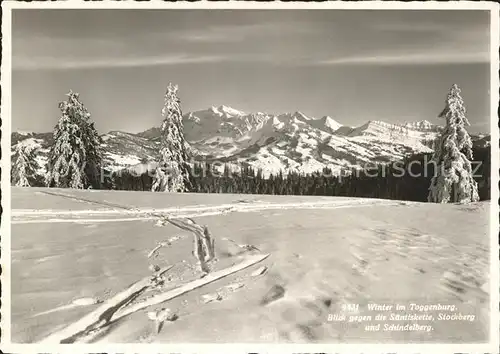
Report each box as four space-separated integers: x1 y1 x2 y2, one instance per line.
11 140 40 187
81 118 104 188
46 91 102 189
152 83 191 192
428 84 479 203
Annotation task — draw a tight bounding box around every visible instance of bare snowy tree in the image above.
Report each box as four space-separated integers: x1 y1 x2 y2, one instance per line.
152 83 191 192
428 84 479 203
46 91 102 189
11 141 40 187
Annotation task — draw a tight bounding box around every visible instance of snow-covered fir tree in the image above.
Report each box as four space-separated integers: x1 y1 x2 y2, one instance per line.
11 141 41 187
428 84 479 203
46 91 103 189
80 118 104 188
152 83 191 192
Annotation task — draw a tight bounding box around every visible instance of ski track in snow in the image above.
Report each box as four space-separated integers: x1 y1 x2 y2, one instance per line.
13 199 402 224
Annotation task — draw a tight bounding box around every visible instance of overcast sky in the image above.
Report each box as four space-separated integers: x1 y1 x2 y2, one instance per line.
12 9 491 134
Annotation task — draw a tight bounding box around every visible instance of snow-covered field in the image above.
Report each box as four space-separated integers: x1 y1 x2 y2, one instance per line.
11 187 491 344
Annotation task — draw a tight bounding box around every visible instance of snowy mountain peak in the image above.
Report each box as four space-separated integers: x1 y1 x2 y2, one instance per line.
294 111 310 120
209 106 220 114
272 116 284 129
186 112 201 123
15 103 489 181
17 131 34 136
320 116 343 132
366 120 390 127
210 105 246 117
343 120 440 142
13 137 43 151
403 120 440 131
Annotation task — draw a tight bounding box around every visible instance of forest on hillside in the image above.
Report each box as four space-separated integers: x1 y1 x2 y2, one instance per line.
103 146 491 202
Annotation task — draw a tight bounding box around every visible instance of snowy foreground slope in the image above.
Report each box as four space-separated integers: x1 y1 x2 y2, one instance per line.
11 188 490 343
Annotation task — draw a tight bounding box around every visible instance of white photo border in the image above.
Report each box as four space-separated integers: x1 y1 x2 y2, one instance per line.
1 1 498 353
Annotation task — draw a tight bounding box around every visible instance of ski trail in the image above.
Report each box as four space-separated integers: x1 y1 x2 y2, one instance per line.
39 190 141 210
33 298 102 318
13 200 401 224
33 304 80 318
13 199 397 216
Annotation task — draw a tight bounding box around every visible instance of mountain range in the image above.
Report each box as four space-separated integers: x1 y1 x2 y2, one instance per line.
12 105 491 179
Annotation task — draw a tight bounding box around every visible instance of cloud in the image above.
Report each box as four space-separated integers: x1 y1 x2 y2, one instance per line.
12 31 234 70
369 22 453 33
174 22 315 43
317 51 489 66
12 13 489 70
175 26 251 43
316 31 490 67
336 17 490 66
13 54 227 70
12 22 317 70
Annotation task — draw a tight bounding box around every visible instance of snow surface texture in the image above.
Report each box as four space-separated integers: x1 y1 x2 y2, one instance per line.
12 105 489 180
11 188 490 344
